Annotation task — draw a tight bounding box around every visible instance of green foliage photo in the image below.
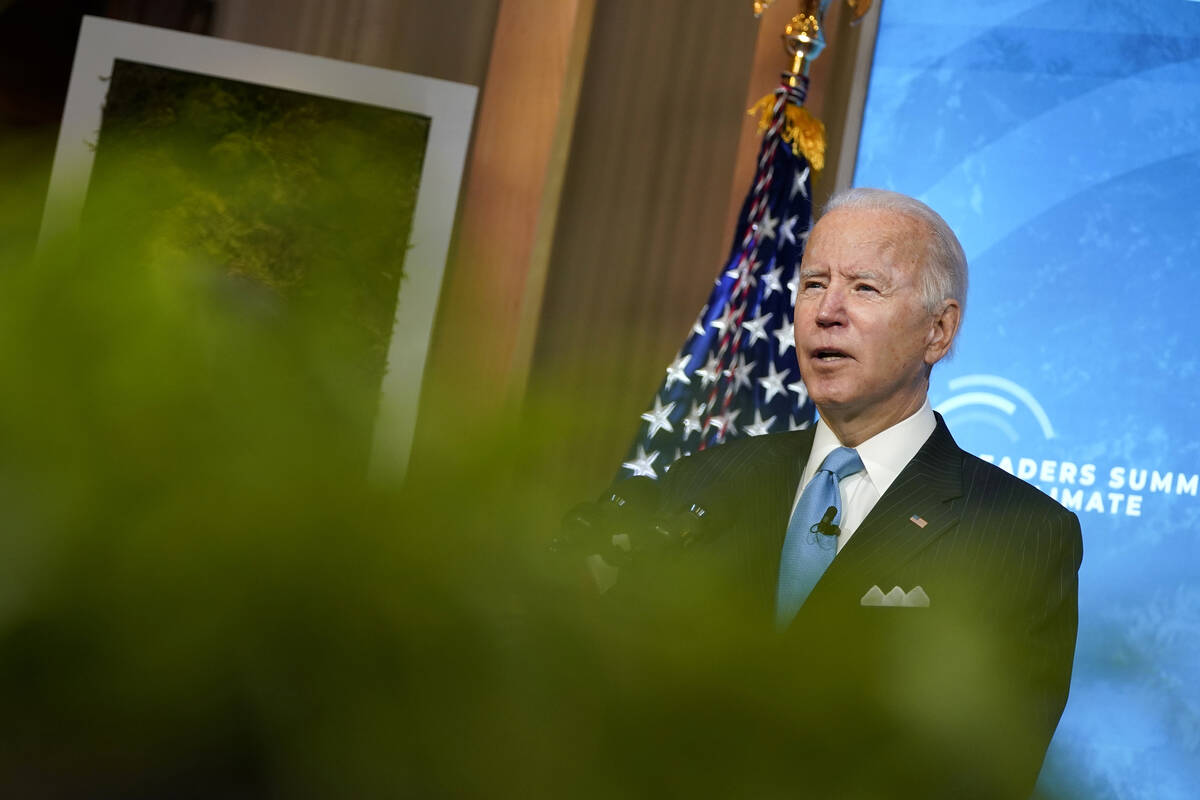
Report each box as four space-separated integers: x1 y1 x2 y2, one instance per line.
85 60 430 470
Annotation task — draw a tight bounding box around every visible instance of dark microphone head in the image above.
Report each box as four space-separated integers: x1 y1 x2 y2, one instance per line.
810 505 840 537
645 501 716 550
600 477 661 534
602 476 660 516
552 477 662 555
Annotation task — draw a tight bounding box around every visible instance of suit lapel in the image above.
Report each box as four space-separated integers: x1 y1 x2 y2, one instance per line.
808 415 965 602
725 428 813 606
761 428 813 570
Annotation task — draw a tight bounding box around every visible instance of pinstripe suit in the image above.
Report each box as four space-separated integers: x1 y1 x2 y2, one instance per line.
653 413 1082 798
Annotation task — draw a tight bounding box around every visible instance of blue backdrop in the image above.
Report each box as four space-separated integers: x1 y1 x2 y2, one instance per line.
854 1 1200 797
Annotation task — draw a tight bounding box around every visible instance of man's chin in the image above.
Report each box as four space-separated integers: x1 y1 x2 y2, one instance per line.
805 381 857 412
810 390 879 422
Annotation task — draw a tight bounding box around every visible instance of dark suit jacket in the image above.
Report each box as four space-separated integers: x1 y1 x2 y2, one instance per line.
642 414 1083 799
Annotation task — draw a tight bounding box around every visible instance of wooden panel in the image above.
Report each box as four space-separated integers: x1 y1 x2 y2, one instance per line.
213 0 499 84
409 0 597 471
820 0 882 201
525 0 761 501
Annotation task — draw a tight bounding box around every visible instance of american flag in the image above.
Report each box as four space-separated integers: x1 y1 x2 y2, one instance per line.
619 78 820 480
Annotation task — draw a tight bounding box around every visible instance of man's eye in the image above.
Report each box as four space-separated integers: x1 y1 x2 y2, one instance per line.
804 280 825 290
855 283 878 293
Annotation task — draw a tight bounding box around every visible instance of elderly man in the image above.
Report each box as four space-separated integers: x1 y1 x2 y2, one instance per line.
652 188 1082 798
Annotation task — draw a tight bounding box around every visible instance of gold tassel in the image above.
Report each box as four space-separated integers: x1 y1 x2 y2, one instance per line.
748 93 826 173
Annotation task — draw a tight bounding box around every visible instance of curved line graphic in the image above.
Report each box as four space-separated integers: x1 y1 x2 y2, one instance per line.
944 411 1020 444
917 58 1200 262
869 1 1045 67
865 2 1200 191
935 391 1016 416
948 374 1056 439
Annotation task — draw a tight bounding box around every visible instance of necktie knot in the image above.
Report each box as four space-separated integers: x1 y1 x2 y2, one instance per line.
819 446 863 481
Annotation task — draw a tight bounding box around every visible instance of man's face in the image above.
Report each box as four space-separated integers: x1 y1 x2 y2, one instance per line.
793 207 958 442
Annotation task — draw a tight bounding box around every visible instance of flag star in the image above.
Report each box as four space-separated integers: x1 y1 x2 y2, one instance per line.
741 312 772 345
789 416 812 432
640 396 677 439
691 304 709 336
743 409 777 437
664 353 692 390
696 353 722 387
791 165 810 200
761 264 784 298
756 210 779 241
787 377 810 406
731 254 761 290
705 408 742 438
779 215 799 246
709 303 738 334
730 354 756 392
682 399 707 437
758 360 788 403
622 444 660 479
774 319 795 355
787 271 801 305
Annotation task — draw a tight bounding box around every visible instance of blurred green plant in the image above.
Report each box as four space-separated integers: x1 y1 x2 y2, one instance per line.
0 115 1072 799
1 132 583 796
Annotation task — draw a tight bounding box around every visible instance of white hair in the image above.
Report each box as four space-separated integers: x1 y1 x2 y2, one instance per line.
822 187 968 321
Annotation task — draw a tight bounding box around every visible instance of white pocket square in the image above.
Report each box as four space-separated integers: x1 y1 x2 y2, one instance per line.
860 585 930 607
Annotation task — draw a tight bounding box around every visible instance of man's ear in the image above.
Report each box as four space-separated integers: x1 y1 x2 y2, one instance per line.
924 299 962 365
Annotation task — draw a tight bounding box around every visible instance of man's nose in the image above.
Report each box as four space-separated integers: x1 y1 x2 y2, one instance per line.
815 286 846 326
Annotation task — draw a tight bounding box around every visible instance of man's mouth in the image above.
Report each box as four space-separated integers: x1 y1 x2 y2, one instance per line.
814 348 849 361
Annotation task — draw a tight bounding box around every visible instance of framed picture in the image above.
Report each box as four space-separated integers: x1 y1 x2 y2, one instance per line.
40 15 477 481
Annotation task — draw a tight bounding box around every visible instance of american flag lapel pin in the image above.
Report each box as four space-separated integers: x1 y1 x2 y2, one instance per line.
909 514 928 528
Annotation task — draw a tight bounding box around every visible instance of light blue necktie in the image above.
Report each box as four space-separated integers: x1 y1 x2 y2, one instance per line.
776 446 864 629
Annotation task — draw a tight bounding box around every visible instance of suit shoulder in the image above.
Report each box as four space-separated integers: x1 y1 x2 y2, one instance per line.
661 430 808 491
960 451 1079 524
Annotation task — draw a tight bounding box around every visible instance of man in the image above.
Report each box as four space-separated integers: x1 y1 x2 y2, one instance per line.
651 188 1083 798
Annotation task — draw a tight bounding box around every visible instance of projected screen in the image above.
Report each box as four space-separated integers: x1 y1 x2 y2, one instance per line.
854 1 1200 797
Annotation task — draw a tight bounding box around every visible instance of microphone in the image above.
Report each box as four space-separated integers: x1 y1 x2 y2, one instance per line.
603 477 660 520
810 505 840 537
643 501 715 551
552 477 661 556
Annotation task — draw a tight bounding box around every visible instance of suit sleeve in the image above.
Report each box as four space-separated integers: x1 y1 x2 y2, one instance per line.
1008 506 1083 796
942 501 1083 800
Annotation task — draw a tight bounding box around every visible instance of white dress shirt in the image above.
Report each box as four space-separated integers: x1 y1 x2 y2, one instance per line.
792 399 937 552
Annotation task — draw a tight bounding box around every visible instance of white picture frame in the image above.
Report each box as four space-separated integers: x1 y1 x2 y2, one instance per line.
40 15 477 482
